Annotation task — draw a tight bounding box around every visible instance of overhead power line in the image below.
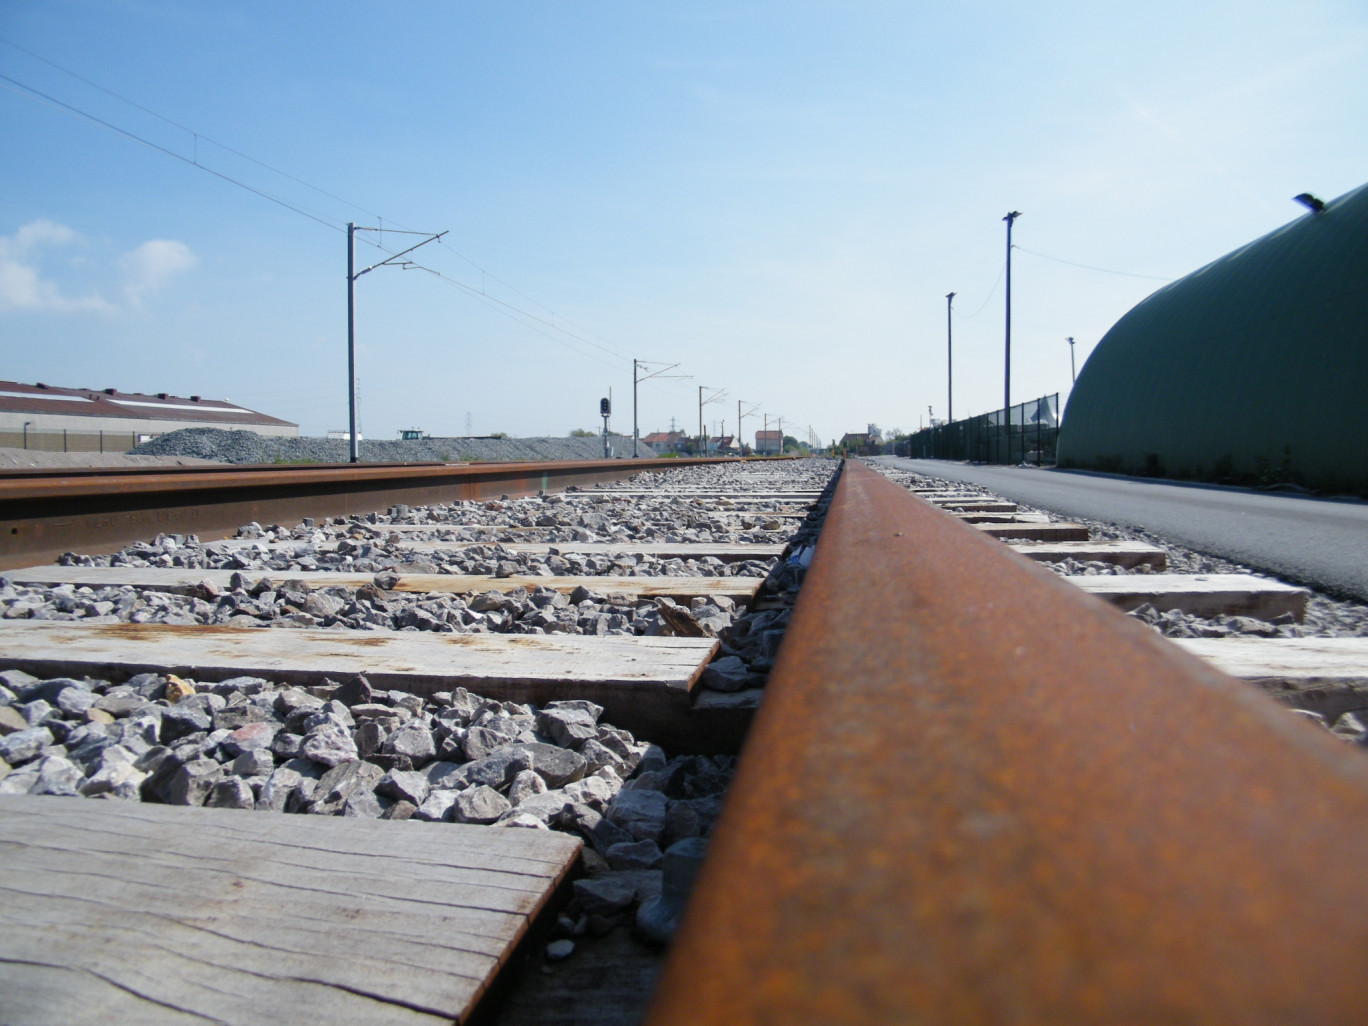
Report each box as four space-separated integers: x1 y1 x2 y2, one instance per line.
1013 246 1177 282
954 261 1006 320
0 72 343 231
0 35 387 225
0 45 642 368
400 258 632 365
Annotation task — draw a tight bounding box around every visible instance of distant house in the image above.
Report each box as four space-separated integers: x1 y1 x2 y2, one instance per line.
707 435 737 455
643 430 691 454
839 431 878 455
755 429 782 455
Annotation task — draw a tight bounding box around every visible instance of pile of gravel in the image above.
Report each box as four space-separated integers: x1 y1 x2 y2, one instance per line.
130 428 659 464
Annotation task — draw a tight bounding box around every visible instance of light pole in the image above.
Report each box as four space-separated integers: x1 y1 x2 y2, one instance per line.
22 421 31 449
633 359 685 457
1003 210 1022 461
347 223 446 463
945 292 956 424
1066 336 1076 384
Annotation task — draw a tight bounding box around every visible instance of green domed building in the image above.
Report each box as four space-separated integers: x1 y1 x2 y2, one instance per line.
1056 182 1368 493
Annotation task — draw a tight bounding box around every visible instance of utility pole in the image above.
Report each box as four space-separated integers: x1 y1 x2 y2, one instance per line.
1067 336 1076 383
945 292 956 423
737 400 760 455
697 386 727 454
347 225 355 462
633 359 685 458
1003 210 1022 463
698 386 704 454
761 413 784 455
347 223 447 463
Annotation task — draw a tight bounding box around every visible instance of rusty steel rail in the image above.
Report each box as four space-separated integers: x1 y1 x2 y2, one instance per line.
648 459 1368 1024
0 457 731 570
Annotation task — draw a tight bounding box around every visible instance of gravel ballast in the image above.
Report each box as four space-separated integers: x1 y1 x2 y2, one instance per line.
25 459 836 688
130 427 662 463
0 457 838 983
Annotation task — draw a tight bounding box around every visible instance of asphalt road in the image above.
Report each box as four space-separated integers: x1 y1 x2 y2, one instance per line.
875 457 1368 602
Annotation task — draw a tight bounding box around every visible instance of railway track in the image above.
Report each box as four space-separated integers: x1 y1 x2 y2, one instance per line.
0 455 833 1025
4 456 1368 1023
648 460 1368 1025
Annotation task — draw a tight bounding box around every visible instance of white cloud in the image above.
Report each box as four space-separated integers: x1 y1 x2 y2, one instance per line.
0 220 196 315
120 239 198 306
0 220 113 313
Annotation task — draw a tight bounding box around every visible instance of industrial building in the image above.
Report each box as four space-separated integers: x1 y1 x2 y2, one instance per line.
0 381 298 453
1057 182 1368 493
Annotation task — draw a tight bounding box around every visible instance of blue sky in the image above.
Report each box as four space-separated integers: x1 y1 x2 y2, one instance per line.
2 2 1364 446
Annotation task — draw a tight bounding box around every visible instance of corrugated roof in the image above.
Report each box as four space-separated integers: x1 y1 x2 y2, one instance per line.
0 381 296 427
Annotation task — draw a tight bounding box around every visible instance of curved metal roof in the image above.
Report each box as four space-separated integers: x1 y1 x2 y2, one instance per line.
1057 182 1368 491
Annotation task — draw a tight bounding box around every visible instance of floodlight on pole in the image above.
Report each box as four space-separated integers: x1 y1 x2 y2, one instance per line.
347 223 447 463
1067 336 1076 384
945 292 956 423
1293 193 1326 214
1003 210 1021 461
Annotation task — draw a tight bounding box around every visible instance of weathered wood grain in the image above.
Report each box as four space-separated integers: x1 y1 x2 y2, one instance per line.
951 511 1050 524
1175 637 1368 719
216 540 787 563
975 522 1091 541
929 501 1020 513
1072 573 1308 621
1005 540 1167 570
0 621 717 744
0 795 580 1026
577 491 820 499
6 566 763 605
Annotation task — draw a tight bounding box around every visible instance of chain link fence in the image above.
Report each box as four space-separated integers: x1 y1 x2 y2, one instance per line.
0 427 150 453
900 394 1059 465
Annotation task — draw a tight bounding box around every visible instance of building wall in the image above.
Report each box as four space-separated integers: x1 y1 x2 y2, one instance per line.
0 412 299 449
1057 181 1368 493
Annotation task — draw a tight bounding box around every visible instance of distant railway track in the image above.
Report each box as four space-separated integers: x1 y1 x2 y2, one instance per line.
4 456 1368 1023
0 456 731 570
